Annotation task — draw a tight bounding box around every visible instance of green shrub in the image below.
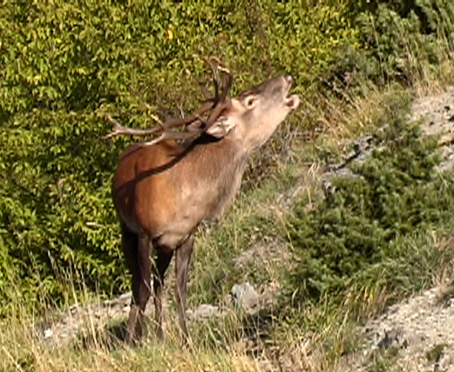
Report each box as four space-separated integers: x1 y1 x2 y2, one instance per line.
287 110 454 303
0 0 359 312
355 0 454 85
316 0 454 96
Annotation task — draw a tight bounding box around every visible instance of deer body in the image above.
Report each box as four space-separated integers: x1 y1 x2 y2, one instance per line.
112 74 299 343
114 136 247 248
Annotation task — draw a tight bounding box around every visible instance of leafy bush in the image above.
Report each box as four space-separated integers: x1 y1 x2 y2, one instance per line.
316 0 454 98
287 111 454 303
0 0 359 312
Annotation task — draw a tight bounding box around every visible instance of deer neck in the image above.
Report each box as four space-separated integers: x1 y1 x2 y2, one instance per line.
177 136 249 221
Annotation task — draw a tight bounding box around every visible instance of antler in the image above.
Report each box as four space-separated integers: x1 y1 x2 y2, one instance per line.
103 57 234 144
103 115 162 140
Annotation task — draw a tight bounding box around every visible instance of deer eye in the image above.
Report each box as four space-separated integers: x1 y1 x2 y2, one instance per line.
244 95 257 109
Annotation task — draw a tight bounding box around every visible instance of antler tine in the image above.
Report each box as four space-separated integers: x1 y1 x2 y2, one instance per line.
183 67 208 100
164 100 213 129
165 58 231 130
141 127 204 147
205 56 221 103
199 59 234 131
218 65 233 103
192 54 223 104
103 115 162 140
169 58 233 133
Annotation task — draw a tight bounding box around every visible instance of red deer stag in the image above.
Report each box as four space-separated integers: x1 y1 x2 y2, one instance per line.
105 60 300 344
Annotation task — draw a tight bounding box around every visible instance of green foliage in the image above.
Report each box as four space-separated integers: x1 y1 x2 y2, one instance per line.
355 0 454 84
0 0 359 312
288 112 454 303
316 0 454 98
263 1 358 86
426 343 447 363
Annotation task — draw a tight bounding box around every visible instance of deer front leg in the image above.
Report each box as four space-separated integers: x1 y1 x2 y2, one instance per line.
134 233 153 340
120 223 141 344
153 247 174 340
125 233 153 343
175 236 195 345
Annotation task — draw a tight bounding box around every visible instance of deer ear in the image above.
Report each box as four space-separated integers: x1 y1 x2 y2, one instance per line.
206 116 236 138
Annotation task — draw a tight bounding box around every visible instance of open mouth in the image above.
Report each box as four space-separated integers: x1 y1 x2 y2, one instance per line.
283 75 300 109
285 94 300 109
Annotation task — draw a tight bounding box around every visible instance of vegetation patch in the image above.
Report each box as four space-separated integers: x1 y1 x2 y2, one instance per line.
287 107 454 313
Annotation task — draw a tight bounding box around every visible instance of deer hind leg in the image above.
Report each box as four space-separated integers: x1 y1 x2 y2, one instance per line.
120 223 140 343
175 236 195 345
152 246 173 341
122 224 153 343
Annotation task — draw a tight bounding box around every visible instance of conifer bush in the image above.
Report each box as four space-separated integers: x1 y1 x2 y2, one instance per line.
354 0 454 85
288 112 454 303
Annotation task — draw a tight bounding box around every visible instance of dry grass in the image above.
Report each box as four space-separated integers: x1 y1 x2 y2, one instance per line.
0 306 264 372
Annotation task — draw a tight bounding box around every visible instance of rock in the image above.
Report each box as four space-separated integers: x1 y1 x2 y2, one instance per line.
231 282 260 312
186 304 222 320
377 328 404 348
439 351 454 371
412 88 454 171
43 328 53 339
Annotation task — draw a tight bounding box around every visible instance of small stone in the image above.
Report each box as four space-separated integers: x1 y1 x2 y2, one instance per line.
377 328 403 348
187 304 221 320
44 329 53 339
231 282 260 312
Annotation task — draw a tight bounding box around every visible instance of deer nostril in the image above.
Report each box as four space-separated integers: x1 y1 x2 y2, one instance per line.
284 74 294 85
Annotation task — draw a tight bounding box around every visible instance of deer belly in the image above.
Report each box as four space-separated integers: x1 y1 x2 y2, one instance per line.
153 216 198 248
152 197 214 248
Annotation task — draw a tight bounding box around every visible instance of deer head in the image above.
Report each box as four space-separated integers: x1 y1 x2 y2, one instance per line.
211 75 300 153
